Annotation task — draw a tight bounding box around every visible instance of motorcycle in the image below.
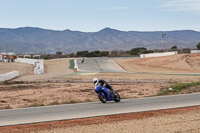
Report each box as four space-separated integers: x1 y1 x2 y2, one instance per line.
94 85 120 103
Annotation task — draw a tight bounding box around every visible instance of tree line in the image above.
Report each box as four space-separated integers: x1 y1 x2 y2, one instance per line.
42 47 154 59
41 42 200 59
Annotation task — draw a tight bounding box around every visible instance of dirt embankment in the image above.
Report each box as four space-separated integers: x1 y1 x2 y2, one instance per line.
114 53 200 73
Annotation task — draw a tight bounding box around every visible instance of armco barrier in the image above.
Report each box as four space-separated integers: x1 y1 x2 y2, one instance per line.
140 51 178 58
191 50 200 54
0 71 19 82
15 58 44 75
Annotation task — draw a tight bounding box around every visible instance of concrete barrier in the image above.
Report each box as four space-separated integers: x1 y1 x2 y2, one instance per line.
0 59 8 62
191 50 200 54
0 71 19 82
74 60 79 71
140 51 178 58
15 58 44 75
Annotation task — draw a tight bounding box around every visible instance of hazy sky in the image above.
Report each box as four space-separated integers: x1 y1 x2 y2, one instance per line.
0 0 200 32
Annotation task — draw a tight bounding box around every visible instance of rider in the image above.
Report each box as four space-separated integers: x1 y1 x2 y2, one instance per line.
81 57 85 63
92 78 114 95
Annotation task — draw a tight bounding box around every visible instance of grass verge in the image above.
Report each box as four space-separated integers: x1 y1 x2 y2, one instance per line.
69 60 74 69
158 82 200 95
11 85 33 89
14 80 25 84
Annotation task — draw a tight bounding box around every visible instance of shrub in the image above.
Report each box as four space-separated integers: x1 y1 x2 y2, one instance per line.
158 82 200 95
196 42 200 50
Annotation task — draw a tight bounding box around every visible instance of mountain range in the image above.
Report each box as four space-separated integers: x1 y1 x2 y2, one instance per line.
0 27 200 54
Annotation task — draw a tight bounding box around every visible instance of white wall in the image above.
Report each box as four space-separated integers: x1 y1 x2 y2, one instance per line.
140 51 178 58
0 52 15 56
15 58 44 75
191 50 200 54
74 60 79 71
0 71 19 82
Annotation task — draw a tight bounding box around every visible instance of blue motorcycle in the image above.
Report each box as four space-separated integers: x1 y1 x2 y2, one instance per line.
94 85 120 103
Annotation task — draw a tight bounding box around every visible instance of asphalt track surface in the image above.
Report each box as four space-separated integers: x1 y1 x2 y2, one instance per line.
76 57 126 73
75 57 200 76
1 93 200 126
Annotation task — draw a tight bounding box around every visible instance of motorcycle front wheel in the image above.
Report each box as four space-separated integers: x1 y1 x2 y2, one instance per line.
98 92 107 103
114 91 120 102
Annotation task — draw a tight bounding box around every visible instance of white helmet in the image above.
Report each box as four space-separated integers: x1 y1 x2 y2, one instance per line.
92 78 99 84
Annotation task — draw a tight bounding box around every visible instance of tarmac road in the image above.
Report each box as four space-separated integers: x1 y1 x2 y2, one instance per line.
1 93 200 126
74 57 200 76
75 57 126 73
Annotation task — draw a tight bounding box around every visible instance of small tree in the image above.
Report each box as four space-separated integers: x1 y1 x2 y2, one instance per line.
76 51 88 57
171 45 177 51
100 51 109 56
196 42 200 50
89 51 101 57
129 47 147 55
56 51 62 56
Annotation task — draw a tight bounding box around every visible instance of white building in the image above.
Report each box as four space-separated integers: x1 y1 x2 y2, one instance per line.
0 52 16 56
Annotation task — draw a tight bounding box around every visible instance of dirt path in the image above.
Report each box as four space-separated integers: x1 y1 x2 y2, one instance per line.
1 106 200 133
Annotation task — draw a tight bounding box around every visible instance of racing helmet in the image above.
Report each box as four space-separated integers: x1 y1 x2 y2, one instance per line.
92 78 99 84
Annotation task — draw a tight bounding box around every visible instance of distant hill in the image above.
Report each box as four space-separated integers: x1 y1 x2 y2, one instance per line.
0 27 200 54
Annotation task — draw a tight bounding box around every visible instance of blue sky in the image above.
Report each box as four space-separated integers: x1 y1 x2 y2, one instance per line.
0 0 200 32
